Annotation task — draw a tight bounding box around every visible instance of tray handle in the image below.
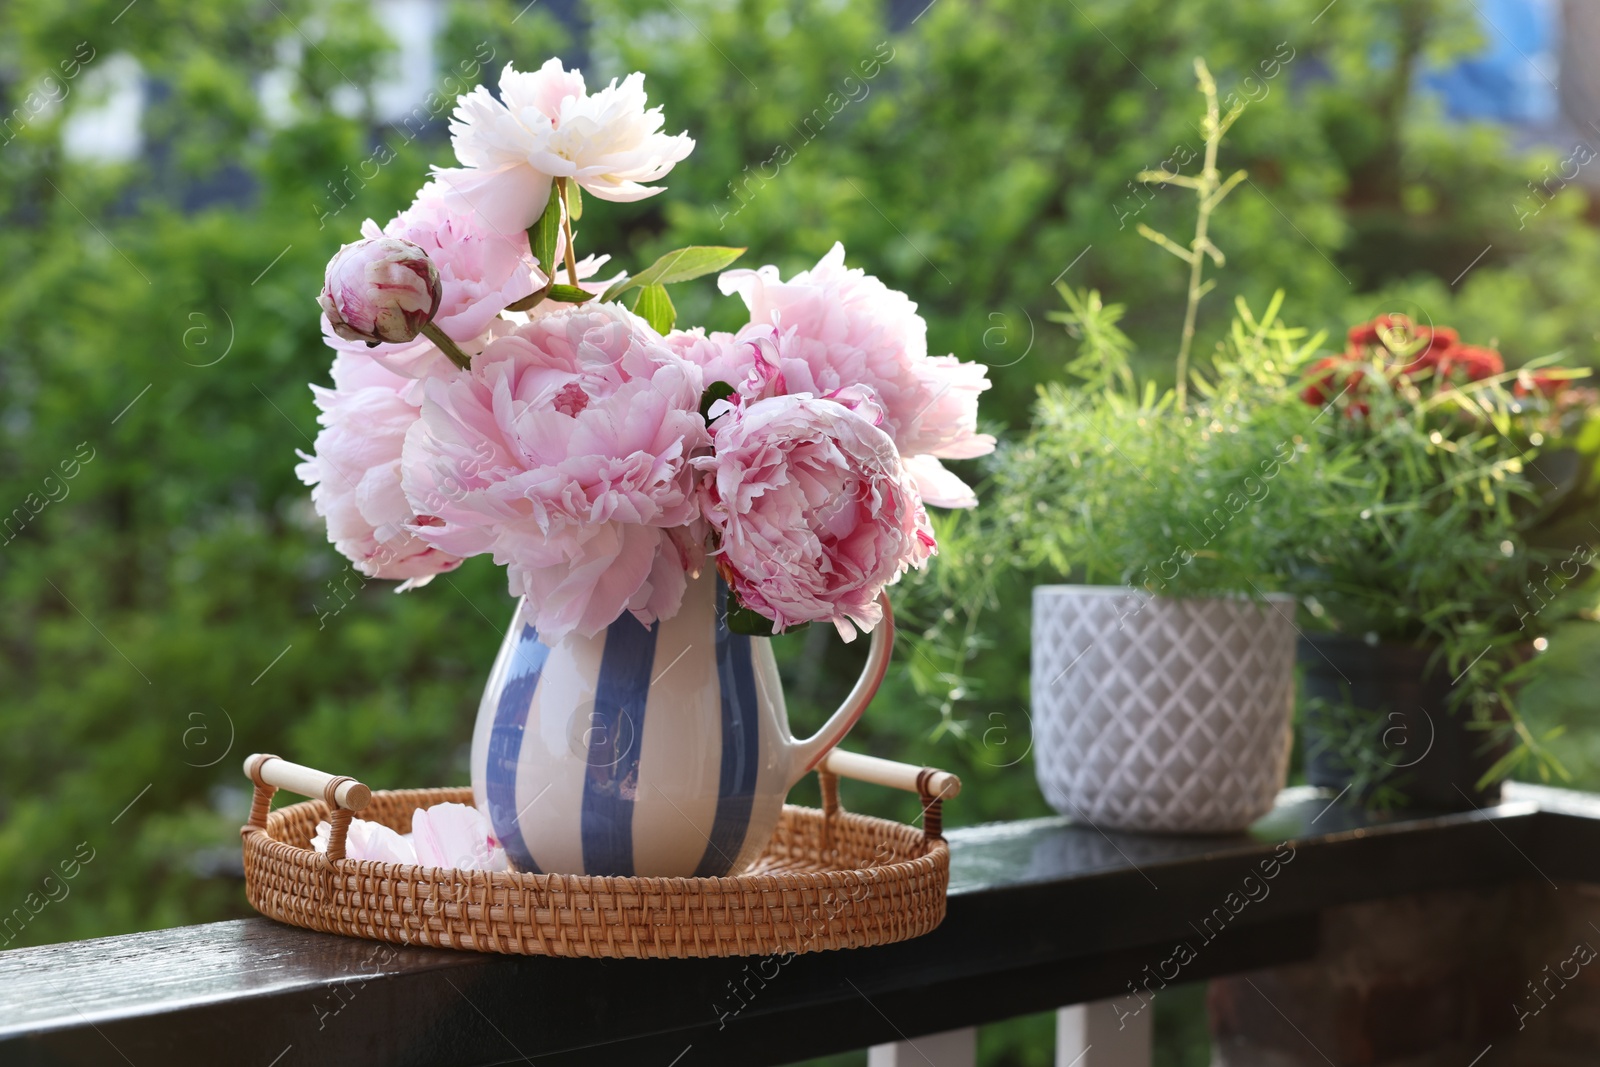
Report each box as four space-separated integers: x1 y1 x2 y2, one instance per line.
817 748 961 845
241 753 372 865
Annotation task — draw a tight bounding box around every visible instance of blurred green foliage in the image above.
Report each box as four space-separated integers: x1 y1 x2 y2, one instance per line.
4 0 1600 1063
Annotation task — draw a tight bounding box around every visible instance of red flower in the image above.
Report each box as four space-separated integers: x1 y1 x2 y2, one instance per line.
1301 355 1364 407
1346 320 1386 347
1328 319 1515 415
1435 344 1504 383
1402 326 1458 373
1346 315 1458 374
1347 314 1419 348
1514 369 1574 398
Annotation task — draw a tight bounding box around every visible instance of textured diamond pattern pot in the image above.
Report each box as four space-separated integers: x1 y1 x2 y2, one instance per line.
1032 585 1296 833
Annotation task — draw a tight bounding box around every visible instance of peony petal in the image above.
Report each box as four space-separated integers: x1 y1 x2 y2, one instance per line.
902 454 978 509
412 802 507 870
311 818 418 865
423 164 554 236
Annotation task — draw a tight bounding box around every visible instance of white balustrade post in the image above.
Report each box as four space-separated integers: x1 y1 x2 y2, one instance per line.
1057 999 1152 1067
868 1025 977 1067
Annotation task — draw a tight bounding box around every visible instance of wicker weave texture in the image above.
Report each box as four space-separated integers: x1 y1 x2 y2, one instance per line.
242 787 948 958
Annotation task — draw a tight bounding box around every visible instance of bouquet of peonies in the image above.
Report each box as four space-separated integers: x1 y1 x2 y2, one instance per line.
297 59 991 641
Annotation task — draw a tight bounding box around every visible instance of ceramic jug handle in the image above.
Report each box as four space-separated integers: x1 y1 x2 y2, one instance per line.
787 593 895 787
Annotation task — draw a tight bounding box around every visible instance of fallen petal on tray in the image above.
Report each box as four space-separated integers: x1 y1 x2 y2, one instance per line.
311 817 417 864
412 802 509 872
309 803 508 871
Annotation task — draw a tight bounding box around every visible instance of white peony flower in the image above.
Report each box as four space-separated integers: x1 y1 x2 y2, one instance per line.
436 58 694 232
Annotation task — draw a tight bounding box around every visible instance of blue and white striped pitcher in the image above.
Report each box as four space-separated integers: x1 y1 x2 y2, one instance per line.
469 569 891 877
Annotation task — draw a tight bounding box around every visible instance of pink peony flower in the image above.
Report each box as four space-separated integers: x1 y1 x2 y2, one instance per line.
412 802 509 871
322 314 515 383
295 367 463 584
328 349 425 396
400 303 708 639
319 237 441 345
663 327 776 397
433 58 694 231
715 243 994 508
694 394 937 640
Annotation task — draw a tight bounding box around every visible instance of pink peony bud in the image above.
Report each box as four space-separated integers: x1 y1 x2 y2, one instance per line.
318 237 442 346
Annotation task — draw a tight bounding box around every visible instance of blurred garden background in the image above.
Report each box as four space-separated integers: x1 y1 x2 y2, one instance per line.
4 0 1600 1062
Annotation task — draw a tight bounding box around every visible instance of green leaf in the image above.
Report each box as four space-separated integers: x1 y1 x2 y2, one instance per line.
1202 169 1248 212
544 284 595 304
1476 745 1528 791
503 289 547 313
636 245 747 286
699 380 736 422
566 181 582 221
632 284 676 333
528 182 562 284
1215 100 1248 137
1137 169 1202 189
1136 224 1195 265
724 593 809 637
601 246 746 302
725 598 777 636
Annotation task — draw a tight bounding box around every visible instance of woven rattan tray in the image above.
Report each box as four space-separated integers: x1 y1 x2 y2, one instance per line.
239 750 958 958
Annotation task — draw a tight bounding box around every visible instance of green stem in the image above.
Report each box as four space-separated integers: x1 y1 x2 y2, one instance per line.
420 322 472 371
1176 63 1223 413
557 178 580 286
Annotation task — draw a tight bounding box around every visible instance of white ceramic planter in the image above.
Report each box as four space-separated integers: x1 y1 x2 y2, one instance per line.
1031 585 1296 833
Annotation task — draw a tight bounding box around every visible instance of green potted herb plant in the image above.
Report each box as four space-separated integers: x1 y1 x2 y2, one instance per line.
996 62 1333 832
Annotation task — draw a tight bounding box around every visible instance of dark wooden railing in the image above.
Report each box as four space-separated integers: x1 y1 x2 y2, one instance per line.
4 784 1599 1067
